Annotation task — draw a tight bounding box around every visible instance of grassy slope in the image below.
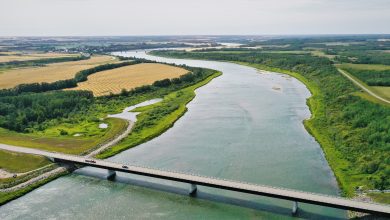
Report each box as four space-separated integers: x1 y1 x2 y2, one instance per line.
0 117 127 155
371 86 390 100
97 71 222 159
0 150 50 173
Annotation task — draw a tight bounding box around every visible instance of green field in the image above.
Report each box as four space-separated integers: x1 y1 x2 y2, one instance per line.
368 193 390 204
371 86 390 100
0 117 127 155
337 63 390 71
0 150 50 173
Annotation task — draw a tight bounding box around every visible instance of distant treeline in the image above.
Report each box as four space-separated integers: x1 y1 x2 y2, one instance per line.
64 43 189 54
0 55 89 68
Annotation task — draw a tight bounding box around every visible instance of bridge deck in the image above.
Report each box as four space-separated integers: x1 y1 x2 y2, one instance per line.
1 144 390 216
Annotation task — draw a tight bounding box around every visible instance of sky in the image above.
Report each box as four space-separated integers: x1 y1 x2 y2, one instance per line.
1 0 390 36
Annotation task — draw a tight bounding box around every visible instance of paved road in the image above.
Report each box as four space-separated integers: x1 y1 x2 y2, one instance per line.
337 68 390 104
0 144 389 216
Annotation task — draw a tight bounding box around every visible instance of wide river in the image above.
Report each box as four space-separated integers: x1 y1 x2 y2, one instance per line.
0 51 346 219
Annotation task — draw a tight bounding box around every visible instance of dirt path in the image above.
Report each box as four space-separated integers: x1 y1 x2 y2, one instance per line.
86 120 134 158
0 167 66 192
0 164 53 179
337 68 390 104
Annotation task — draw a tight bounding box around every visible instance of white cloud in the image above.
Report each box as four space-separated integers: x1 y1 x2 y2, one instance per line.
0 0 389 35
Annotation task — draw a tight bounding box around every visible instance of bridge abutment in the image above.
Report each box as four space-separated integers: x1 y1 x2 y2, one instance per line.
107 170 116 180
292 201 298 216
189 183 197 196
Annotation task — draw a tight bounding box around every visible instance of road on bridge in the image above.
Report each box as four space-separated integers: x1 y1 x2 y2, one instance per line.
0 144 389 217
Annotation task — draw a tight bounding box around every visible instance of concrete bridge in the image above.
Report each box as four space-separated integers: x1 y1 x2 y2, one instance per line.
1 144 390 217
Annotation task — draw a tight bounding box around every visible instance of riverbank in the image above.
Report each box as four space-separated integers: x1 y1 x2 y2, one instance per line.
235 62 348 192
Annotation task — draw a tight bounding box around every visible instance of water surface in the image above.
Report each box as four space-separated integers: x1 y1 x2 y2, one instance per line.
0 51 346 219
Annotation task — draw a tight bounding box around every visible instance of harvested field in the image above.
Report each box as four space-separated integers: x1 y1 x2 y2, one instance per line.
0 52 77 63
0 55 116 89
67 63 188 96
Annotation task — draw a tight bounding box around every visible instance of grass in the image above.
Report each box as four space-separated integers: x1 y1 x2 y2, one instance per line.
370 86 390 100
310 50 336 59
337 63 390 71
0 55 116 89
0 52 77 63
66 63 188 96
368 193 390 204
354 92 390 107
97 71 222 159
0 150 50 173
0 117 128 155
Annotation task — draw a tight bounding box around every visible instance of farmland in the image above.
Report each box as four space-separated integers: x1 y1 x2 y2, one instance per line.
0 52 77 63
0 55 116 89
66 63 188 96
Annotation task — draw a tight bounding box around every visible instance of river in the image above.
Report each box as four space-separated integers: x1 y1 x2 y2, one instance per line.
0 51 346 219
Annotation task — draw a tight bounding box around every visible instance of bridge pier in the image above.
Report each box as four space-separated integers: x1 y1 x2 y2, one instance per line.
106 170 116 180
189 183 197 196
292 201 298 216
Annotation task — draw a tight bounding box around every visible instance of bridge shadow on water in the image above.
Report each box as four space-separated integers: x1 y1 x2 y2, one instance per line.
73 168 346 220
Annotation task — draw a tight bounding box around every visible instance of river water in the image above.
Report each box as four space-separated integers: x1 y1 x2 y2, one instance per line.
0 51 346 219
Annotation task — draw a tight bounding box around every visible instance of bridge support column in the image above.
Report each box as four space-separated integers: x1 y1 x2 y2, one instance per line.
292 201 298 216
107 170 116 181
47 157 56 163
189 183 197 196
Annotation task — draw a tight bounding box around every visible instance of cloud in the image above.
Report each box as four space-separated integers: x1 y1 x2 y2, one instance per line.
0 0 389 35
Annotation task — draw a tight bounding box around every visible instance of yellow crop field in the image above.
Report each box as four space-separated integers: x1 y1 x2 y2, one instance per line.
66 63 188 96
0 55 116 89
0 52 77 63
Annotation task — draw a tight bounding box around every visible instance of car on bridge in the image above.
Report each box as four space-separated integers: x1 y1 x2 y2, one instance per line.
85 159 96 164
122 165 129 169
